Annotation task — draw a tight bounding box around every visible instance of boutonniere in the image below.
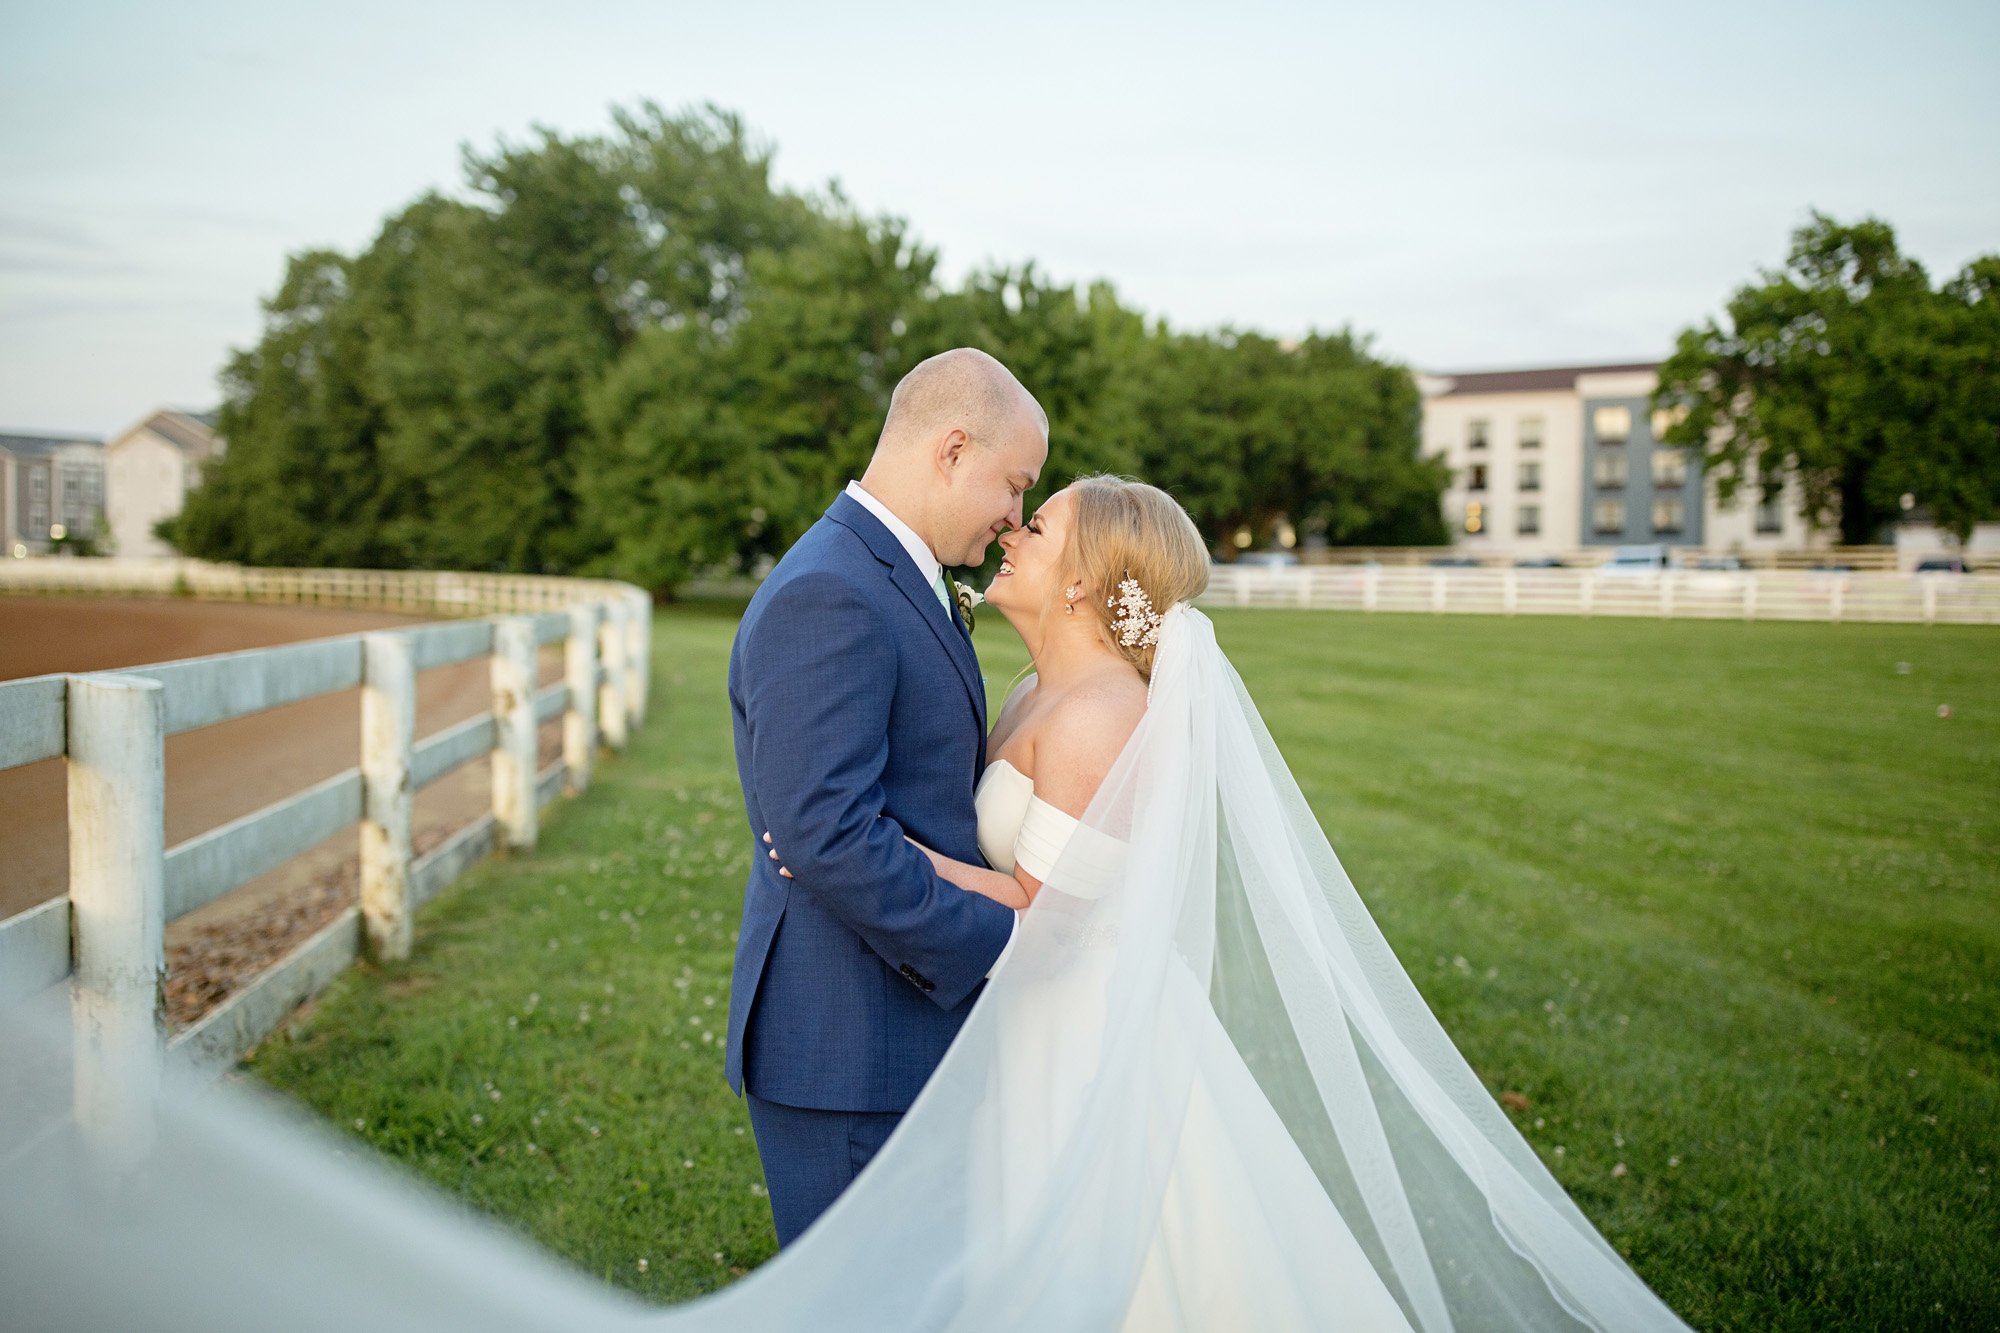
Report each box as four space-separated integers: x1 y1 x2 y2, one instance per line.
952 578 983 631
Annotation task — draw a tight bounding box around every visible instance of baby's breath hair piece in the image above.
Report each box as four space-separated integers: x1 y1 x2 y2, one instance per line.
1111 575 1164 649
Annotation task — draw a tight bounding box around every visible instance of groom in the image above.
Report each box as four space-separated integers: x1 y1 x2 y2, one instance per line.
725 348 1048 1246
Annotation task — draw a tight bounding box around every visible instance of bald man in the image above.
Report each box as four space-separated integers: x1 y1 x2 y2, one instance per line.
724 348 1049 1246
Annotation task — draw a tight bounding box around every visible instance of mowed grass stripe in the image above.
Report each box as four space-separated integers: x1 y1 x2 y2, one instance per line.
248 604 1999 1330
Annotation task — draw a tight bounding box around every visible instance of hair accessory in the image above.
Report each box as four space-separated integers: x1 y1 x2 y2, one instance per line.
1112 576 1164 649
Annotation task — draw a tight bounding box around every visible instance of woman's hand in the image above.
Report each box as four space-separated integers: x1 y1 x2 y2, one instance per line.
760 830 1029 911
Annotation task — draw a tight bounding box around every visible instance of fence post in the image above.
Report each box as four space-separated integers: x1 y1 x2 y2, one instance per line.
624 591 648 728
1743 574 1759 622
67 672 166 1169
1830 577 1846 625
360 633 415 961
1581 572 1596 617
1503 568 1518 616
564 602 599 795
1660 572 1676 619
1922 577 1937 626
492 616 539 851
598 599 630 752
1363 565 1379 612
1430 572 1447 613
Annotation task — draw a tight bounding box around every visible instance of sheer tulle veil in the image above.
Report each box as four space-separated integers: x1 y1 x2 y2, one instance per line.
0 605 1688 1331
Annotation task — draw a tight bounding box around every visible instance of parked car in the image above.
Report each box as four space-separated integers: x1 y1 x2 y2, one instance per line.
1597 544 1670 575
1808 562 1856 574
1234 550 1300 569
1914 557 1976 574
1427 556 1483 568
1692 556 1744 571
1514 555 1566 569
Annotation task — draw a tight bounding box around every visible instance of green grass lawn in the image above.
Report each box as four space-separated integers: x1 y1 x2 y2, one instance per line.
247 603 1999 1330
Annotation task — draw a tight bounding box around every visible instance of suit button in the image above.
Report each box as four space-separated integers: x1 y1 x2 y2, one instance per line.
900 963 915 977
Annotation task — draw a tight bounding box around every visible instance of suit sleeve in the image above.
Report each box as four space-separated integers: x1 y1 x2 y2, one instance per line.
741 571 1013 1009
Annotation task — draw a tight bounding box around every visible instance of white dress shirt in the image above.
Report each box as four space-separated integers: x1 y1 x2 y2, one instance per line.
842 480 1018 977
844 480 942 596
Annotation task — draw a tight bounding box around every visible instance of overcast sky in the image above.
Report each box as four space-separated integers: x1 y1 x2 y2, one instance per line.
3 0 1996 436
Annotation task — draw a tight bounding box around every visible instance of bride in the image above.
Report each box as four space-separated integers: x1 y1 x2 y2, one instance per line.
0 477 1691 1331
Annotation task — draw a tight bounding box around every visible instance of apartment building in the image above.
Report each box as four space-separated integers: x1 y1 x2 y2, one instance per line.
1419 362 1814 555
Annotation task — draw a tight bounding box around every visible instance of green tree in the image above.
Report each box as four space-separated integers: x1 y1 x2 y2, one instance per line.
172 104 811 573
1128 328 1443 553
578 208 950 591
1654 213 2000 544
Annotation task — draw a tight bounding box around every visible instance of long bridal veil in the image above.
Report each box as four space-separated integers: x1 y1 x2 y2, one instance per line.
0 606 1689 1331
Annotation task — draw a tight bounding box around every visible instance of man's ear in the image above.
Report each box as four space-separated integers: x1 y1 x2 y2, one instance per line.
936 428 972 480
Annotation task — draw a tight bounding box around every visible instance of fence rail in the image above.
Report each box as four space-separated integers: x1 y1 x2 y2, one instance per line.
0 559 653 1161
1283 544 1906 572
1199 563 2000 625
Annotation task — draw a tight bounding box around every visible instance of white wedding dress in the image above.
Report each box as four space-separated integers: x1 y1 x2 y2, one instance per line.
973 758 1416 1330
0 607 1691 1332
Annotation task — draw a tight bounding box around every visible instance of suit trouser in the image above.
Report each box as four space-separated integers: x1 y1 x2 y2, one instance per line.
745 1093 904 1247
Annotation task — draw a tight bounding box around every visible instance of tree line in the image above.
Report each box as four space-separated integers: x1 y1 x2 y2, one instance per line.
169 104 1444 594
170 104 1998 590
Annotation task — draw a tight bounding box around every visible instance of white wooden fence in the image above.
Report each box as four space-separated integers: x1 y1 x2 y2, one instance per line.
1200 563 2000 625
0 560 652 1165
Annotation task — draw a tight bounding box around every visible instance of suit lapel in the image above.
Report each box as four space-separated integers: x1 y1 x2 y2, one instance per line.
827 494 988 736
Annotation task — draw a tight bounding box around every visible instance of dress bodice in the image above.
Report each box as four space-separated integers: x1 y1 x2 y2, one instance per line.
974 758 1080 877
974 758 1127 893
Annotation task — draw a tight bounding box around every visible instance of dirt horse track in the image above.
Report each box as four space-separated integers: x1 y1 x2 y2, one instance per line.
0 596 563 1028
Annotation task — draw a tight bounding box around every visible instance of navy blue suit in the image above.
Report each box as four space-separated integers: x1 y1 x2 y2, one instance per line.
726 491 1014 1243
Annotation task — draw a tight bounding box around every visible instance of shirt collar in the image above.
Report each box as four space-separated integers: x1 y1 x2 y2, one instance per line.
844 480 943 586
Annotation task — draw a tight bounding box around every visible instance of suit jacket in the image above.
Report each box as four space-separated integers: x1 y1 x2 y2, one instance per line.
725 490 1015 1111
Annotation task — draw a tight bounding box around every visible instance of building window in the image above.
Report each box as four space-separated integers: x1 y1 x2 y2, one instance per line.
1593 498 1626 534
1651 449 1688 487
1468 419 1489 451
30 472 47 501
1756 493 1783 534
1518 504 1541 536
1467 463 1488 492
1519 416 1543 449
1652 495 1686 533
1593 452 1628 489
1593 405 1632 444
1520 461 1541 492
1464 500 1485 535
64 475 80 513
1650 403 1687 440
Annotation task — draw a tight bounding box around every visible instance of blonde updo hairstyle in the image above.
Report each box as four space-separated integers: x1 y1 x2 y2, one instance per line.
1055 475 1210 680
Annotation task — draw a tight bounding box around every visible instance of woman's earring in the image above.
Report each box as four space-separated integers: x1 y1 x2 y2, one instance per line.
1064 585 1077 615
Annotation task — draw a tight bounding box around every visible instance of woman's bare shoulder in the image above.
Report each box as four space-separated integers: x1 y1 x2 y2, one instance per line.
1025 671 1148 818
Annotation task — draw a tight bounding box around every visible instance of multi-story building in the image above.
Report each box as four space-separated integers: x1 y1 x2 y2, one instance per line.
0 433 106 557
104 409 223 559
1418 362 1815 556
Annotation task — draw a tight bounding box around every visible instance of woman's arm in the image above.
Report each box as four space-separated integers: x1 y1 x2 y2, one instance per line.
907 838 1036 910
762 832 1037 910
